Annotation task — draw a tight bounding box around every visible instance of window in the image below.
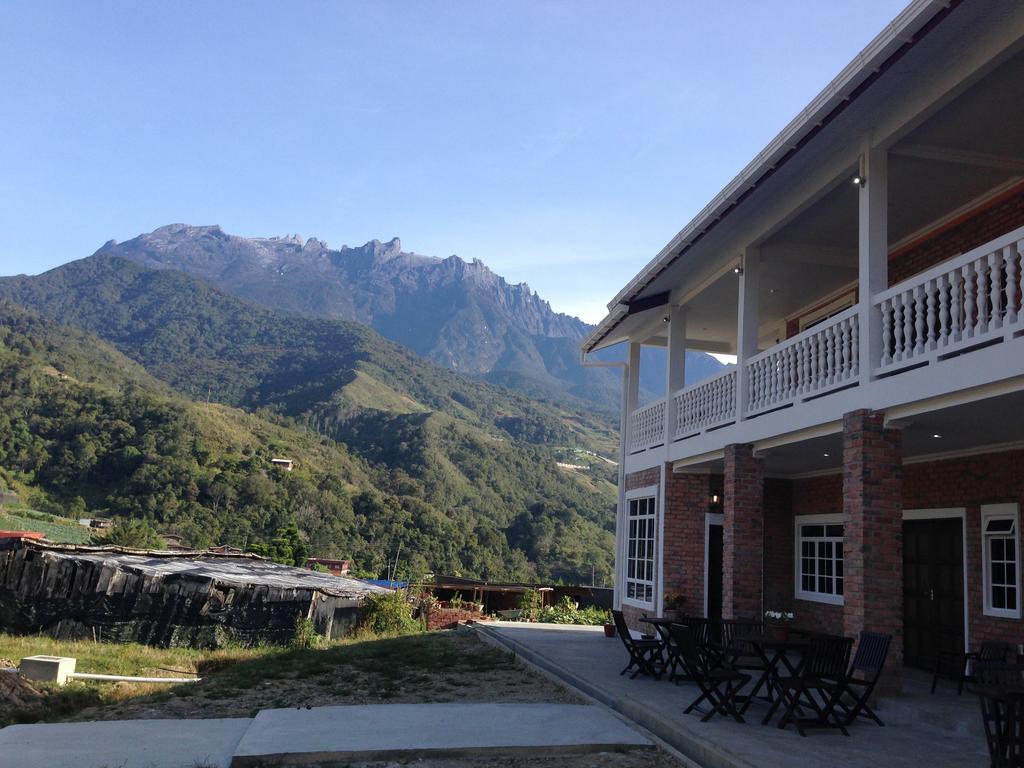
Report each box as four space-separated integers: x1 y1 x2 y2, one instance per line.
983 503 1020 619
625 493 656 606
794 514 844 605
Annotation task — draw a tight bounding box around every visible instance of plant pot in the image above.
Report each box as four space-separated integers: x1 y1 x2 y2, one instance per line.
603 623 616 638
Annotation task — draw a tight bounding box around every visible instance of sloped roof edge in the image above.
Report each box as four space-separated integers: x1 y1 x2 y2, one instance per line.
581 0 957 354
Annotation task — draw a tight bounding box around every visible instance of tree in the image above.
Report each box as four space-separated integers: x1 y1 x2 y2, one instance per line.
102 518 165 549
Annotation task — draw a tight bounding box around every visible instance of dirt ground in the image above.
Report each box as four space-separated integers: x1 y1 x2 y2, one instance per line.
71 631 581 721
6 631 688 767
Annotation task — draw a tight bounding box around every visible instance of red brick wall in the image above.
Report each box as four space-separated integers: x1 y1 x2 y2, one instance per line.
762 476 846 636
624 467 660 492
904 449 1024 648
663 472 713 617
843 409 904 692
619 603 648 633
723 444 764 620
889 185 1024 285
426 607 483 630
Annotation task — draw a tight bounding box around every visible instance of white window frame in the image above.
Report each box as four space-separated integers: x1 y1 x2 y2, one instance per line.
794 513 845 606
982 503 1021 620
622 485 658 609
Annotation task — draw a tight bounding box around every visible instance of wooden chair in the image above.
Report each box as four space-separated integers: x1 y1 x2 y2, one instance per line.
671 622 751 723
834 631 891 727
774 635 853 736
932 640 1010 696
973 662 1024 767
612 609 663 679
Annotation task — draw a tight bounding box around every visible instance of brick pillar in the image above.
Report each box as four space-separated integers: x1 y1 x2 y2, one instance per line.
663 470 711 617
842 409 903 694
723 444 764 620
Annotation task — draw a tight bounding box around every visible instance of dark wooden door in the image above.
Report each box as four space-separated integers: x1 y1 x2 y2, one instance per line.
903 518 965 669
708 523 723 623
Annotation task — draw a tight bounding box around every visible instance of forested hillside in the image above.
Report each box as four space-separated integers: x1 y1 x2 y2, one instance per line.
0 268 618 583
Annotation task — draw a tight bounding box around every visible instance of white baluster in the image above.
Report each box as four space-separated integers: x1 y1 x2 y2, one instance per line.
913 285 926 356
892 295 904 362
881 298 892 367
851 315 860 376
951 270 963 342
989 251 1002 332
926 279 937 350
1007 243 1021 327
902 291 914 359
978 258 991 333
938 274 950 349
964 265 976 339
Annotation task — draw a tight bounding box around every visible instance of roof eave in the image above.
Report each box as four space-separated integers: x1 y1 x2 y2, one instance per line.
581 0 954 354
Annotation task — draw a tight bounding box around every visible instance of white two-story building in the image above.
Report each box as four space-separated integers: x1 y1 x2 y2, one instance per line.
582 0 1024 688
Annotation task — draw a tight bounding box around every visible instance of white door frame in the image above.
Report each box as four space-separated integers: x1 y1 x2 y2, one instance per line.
704 512 724 618
902 507 969 653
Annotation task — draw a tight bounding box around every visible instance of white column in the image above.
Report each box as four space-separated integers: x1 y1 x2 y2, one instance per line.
664 305 687 444
626 341 641 418
858 144 888 380
736 246 760 420
614 363 629 609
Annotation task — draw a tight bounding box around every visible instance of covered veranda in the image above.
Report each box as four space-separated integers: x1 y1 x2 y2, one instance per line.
474 621 989 768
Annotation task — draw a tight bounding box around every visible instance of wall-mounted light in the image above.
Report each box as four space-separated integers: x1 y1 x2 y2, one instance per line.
852 174 866 187
932 433 942 439
711 493 720 505
733 266 744 275
662 316 670 323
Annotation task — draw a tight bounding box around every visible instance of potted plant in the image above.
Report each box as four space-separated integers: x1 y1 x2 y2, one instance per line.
764 609 795 638
602 611 616 638
664 592 687 620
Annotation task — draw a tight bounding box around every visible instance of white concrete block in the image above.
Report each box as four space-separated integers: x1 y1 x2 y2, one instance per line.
19 655 76 685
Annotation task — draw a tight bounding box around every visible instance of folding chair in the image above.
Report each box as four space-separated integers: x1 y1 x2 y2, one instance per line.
774 635 853 736
612 609 664 679
835 631 891 727
973 662 1024 768
671 623 751 723
933 640 1010 696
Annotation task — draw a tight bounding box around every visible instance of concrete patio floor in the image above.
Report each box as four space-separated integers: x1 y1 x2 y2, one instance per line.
474 621 991 768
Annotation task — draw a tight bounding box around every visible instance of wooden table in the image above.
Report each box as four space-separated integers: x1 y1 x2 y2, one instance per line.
638 616 679 680
738 635 811 725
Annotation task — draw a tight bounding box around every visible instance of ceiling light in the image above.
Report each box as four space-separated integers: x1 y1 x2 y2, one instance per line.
823 452 830 458
932 433 942 439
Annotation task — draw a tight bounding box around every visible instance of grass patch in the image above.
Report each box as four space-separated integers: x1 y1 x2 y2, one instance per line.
0 632 264 725
0 630 556 724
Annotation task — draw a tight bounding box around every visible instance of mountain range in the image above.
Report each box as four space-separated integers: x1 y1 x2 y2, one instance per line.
0 257 619 583
92 224 723 411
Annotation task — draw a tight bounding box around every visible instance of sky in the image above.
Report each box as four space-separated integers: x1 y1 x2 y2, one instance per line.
1 0 908 324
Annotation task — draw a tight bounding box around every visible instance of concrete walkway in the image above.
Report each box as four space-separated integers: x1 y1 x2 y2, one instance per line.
0 702 652 768
475 621 991 768
0 717 251 768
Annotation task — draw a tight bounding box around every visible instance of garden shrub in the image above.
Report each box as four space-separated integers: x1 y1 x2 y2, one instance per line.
358 590 421 635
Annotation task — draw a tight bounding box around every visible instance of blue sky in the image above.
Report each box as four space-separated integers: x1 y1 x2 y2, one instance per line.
1 0 907 323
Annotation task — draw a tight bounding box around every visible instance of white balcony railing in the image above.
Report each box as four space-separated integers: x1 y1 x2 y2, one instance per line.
745 306 859 416
628 398 666 453
672 368 737 438
874 226 1024 374
624 225 1024 463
